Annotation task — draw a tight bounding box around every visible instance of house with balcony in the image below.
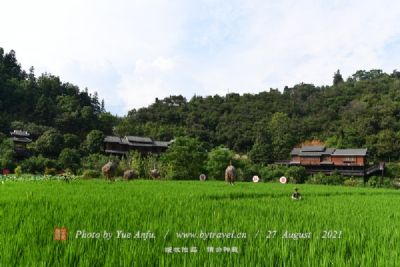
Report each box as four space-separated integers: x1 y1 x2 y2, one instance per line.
289 145 383 177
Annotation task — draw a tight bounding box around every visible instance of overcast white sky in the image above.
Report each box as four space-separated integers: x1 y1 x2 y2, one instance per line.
1 0 400 115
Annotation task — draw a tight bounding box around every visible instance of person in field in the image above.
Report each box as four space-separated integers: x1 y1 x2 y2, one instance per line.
291 188 301 200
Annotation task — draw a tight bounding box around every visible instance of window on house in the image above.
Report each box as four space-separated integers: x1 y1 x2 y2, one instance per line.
344 157 356 163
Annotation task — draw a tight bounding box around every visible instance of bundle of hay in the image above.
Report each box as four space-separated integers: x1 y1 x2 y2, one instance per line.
150 168 161 179
123 170 137 181
225 165 237 185
101 161 117 181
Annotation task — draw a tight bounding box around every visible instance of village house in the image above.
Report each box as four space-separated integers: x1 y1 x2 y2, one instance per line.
104 135 172 156
289 145 383 177
10 130 32 158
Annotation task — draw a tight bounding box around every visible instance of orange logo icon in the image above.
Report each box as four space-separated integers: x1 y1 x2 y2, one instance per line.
54 227 68 241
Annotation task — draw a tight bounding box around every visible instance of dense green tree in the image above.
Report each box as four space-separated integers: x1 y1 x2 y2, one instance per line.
366 130 400 161
161 137 207 180
63 134 80 149
20 155 55 174
58 148 81 172
83 130 105 154
0 132 6 143
206 146 235 180
34 95 56 125
285 166 307 183
34 129 64 158
268 112 296 160
0 139 15 170
81 153 110 171
333 69 344 86
4 46 400 172
249 141 273 165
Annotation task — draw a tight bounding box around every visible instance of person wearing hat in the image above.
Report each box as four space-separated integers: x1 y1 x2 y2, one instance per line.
291 188 301 200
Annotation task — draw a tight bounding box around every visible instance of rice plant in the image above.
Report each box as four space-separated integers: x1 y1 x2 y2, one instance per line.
0 178 399 266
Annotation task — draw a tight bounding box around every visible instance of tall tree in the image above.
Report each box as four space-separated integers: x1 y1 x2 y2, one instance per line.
161 137 207 180
333 69 344 86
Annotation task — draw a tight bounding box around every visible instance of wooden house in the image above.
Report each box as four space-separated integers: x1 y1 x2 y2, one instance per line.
10 130 32 158
104 135 172 156
289 145 381 177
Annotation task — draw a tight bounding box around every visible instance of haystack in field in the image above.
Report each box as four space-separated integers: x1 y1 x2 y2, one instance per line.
123 170 137 180
102 161 117 181
150 168 161 179
225 165 237 185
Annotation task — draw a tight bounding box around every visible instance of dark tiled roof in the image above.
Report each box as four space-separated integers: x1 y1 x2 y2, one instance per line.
104 136 122 143
153 141 170 148
323 148 335 155
104 135 172 149
11 137 32 143
291 146 366 157
301 146 325 152
290 148 301 155
10 130 30 137
332 149 367 156
126 136 153 143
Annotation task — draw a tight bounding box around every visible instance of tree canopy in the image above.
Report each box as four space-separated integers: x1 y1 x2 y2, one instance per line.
2 47 400 172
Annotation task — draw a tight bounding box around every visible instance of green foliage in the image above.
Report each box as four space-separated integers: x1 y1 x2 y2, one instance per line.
142 154 162 179
63 133 80 149
259 165 288 182
1 180 400 265
268 112 296 160
285 166 307 184
343 178 364 187
44 167 57 176
366 130 400 161
110 151 161 179
381 177 393 188
21 155 55 174
235 156 259 181
206 146 235 180
384 162 400 178
5 47 400 174
11 121 53 138
0 132 7 143
128 151 145 178
108 68 400 164
161 137 207 180
367 176 379 187
0 48 116 153
248 140 273 165
14 165 22 177
83 130 105 154
81 153 110 171
34 129 64 158
367 176 393 188
82 169 101 179
0 139 15 170
333 69 344 86
307 172 346 185
58 148 81 173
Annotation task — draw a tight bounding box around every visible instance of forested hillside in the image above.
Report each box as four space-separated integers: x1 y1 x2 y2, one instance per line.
116 70 400 162
0 48 117 137
0 48 119 172
1 47 400 170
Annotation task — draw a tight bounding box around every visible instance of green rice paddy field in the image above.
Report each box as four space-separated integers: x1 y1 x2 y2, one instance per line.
0 179 399 266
